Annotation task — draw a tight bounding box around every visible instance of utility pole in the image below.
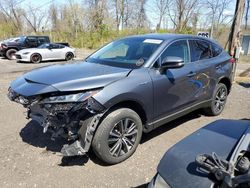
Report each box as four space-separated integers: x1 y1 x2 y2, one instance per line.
227 0 245 57
245 0 249 29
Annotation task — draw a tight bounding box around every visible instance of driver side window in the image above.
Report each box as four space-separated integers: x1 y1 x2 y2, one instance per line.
161 40 190 64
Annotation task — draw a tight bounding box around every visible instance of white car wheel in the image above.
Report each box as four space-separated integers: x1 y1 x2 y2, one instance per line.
30 53 42 63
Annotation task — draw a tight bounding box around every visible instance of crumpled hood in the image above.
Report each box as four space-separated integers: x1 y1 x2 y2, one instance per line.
11 61 131 96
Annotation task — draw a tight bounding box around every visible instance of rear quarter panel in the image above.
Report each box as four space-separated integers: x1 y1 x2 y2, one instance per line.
205 51 233 99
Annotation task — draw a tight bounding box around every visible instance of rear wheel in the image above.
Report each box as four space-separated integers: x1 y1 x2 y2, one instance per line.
30 53 42 63
6 49 17 60
65 52 74 61
203 83 228 116
92 108 142 164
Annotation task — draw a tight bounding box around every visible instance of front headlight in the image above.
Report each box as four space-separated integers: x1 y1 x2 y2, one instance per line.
149 174 170 188
43 90 100 103
23 52 30 55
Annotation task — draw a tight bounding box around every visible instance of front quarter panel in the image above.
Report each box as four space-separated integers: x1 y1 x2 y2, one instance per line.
93 68 154 121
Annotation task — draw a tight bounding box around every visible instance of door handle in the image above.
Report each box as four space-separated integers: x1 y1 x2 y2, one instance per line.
187 72 196 77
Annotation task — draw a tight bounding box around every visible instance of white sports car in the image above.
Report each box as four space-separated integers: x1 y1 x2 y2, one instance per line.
15 43 75 63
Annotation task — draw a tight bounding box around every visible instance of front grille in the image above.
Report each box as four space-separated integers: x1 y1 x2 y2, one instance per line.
15 54 22 59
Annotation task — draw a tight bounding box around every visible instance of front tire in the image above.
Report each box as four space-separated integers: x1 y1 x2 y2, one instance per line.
203 83 228 116
92 108 142 164
30 53 42 63
6 49 17 60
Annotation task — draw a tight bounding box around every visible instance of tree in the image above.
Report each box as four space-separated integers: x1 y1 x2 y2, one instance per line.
245 0 250 29
152 0 170 31
49 3 59 31
0 0 24 33
136 0 148 29
206 0 232 38
22 5 46 33
113 0 125 30
174 0 200 32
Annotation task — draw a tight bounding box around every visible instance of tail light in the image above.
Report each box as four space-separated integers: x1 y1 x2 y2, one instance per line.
229 58 235 63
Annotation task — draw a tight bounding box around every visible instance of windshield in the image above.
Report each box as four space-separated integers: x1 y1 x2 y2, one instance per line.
86 38 163 68
19 36 26 43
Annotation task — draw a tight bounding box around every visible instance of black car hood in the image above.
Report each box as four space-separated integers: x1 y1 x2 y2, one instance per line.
11 61 131 96
4 41 21 46
157 119 250 188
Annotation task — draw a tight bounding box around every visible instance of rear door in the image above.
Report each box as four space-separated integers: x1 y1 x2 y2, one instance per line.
37 37 48 47
149 40 200 119
188 39 221 101
25 36 38 48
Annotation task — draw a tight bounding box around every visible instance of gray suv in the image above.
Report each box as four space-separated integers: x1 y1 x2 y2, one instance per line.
8 34 234 164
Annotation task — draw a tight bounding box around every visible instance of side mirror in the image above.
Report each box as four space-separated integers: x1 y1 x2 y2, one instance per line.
160 56 184 71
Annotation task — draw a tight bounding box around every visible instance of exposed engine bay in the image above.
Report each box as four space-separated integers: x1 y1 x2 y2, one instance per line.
196 151 250 188
8 87 106 156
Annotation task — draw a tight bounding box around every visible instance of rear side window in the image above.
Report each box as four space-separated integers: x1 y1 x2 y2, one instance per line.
189 40 212 61
50 44 60 49
161 40 190 63
59 44 65 49
38 37 46 45
211 43 222 57
26 37 38 47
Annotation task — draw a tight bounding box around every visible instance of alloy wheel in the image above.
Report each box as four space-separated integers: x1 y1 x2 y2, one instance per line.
108 118 138 157
214 87 227 113
31 54 41 63
66 53 73 61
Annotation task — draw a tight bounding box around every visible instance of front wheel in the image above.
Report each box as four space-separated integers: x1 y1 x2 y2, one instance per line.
92 108 143 164
30 53 42 63
203 83 228 116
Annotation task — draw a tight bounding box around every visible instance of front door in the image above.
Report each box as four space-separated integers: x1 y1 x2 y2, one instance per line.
149 40 200 120
46 44 62 59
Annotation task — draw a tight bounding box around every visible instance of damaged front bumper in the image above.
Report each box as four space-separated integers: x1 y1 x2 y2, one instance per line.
8 87 106 157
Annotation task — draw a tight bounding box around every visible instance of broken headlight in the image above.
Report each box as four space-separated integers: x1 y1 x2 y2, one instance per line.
42 90 100 103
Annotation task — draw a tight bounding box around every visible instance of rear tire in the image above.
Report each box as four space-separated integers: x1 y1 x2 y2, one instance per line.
65 52 74 61
30 53 42 63
203 83 228 116
92 108 142 164
6 49 17 60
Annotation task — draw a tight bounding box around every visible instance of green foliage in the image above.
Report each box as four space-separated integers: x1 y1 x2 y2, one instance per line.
40 28 153 49
176 27 195 34
157 29 169 33
0 23 16 40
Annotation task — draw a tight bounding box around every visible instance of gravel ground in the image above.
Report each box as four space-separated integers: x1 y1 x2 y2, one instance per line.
0 57 249 188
